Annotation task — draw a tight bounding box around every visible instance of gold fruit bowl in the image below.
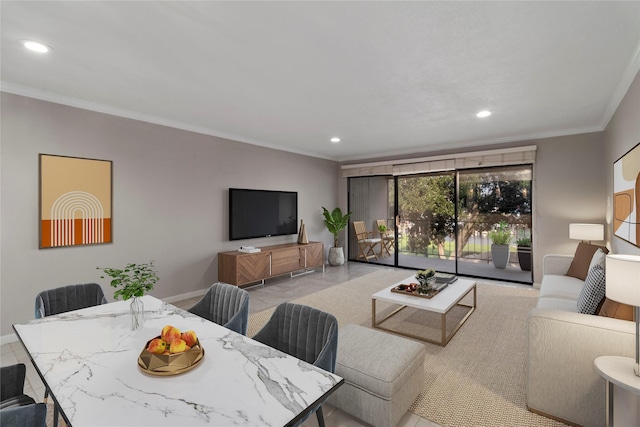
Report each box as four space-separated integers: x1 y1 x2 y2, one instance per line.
138 336 205 376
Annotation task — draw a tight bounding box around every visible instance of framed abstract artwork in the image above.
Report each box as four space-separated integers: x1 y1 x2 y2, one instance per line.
613 142 640 248
39 154 113 248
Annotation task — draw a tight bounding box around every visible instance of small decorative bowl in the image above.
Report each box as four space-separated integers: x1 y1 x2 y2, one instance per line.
138 336 204 376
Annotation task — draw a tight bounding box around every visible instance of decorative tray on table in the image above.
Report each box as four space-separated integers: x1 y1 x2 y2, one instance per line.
138 336 205 376
391 282 448 299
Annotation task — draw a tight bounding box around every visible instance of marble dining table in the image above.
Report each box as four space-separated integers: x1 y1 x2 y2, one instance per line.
13 295 343 426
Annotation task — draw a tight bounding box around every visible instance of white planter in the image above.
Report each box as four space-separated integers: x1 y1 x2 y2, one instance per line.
491 244 510 269
328 247 345 266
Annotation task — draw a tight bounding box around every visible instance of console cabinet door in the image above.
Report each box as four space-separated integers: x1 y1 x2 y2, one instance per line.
237 253 271 285
300 243 323 268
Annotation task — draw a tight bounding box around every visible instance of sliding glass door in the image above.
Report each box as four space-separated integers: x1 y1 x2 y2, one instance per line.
396 173 456 272
347 164 533 284
347 176 395 265
457 166 533 282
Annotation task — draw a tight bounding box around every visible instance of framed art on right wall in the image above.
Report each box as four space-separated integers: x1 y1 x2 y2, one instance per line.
613 142 640 247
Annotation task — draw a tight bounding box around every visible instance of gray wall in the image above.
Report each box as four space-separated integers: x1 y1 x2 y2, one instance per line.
1 93 338 337
532 133 607 280
605 70 640 256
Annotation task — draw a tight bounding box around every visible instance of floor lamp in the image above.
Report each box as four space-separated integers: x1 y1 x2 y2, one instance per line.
606 254 640 376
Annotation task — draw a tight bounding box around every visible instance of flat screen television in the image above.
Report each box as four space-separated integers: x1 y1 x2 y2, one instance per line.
229 188 298 241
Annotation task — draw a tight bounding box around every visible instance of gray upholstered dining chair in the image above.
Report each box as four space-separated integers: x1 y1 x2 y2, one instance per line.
0 404 47 427
34 282 108 427
188 283 250 335
0 364 47 427
35 283 108 319
252 303 338 427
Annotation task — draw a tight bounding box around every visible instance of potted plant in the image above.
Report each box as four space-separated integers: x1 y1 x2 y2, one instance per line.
488 221 512 269
322 207 351 266
97 261 159 330
516 235 532 271
378 224 387 233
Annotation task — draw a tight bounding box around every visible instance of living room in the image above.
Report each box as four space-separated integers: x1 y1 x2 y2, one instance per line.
2 2 640 427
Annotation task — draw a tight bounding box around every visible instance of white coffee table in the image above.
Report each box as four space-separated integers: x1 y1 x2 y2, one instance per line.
371 276 476 346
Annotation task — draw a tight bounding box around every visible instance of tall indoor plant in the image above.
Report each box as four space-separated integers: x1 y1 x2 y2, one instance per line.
488 221 512 269
97 261 159 330
322 207 351 266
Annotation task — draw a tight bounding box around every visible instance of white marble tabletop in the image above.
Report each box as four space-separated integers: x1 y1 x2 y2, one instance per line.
13 295 343 426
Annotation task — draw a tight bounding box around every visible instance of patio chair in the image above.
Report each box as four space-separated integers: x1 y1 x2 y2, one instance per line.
187 283 250 335
0 364 47 427
353 221 381 262
376 219 395 258
252 303 338 427
34 283 108 427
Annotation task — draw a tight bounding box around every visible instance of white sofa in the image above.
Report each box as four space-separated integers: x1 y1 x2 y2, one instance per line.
526 254 635 427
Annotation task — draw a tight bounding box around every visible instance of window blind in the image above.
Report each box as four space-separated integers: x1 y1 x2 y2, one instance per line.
341 145 536 178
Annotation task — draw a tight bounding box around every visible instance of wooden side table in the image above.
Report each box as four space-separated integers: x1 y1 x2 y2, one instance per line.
594 356 640 427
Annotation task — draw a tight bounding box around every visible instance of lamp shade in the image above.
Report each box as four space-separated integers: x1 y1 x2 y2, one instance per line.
606 254 640 306
569 223 604 241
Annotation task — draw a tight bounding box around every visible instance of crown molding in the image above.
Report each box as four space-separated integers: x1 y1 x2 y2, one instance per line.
0 83 336 161
599 41 640 129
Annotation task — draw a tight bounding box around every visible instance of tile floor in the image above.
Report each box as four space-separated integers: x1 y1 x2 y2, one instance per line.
3 261 443 427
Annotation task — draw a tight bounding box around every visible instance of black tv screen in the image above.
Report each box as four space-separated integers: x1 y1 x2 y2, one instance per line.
229 188 298 241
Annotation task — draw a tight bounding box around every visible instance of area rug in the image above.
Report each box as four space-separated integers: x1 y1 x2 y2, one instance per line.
248 269 567 427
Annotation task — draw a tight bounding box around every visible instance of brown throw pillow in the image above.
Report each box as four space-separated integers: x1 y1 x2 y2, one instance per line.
565 242 609 280
598 298 635 321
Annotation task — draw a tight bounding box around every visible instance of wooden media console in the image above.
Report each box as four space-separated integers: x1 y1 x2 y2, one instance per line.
218 241 324 286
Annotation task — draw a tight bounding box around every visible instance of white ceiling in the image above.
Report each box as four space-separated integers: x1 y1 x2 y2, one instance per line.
2 1 640 162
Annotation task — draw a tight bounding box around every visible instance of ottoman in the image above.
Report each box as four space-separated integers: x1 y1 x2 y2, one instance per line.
328 324 425 427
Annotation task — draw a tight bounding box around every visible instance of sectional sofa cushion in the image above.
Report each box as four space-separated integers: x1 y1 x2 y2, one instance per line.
538 274 584 300
536 296 580 312
565 242 608 280
577 265 606 314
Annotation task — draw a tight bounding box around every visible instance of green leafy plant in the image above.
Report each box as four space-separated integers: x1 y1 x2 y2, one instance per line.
322 207 352 248
415 268 435 280
488 221 512 245
378 224 387 233
517 236 531 247
97 261 159 300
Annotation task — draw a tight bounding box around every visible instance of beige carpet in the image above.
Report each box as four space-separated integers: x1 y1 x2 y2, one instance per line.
248 269 568 427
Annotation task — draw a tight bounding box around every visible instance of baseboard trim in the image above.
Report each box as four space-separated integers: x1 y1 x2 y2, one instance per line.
526 405 583 427
160 288 208 304
1 333 19 346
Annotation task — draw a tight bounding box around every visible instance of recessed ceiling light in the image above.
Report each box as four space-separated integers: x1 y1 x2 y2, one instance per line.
22 40 51 53
476 110 492 118
330 137 341 143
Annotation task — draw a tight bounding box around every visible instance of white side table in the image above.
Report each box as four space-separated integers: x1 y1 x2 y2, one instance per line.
594 356 640 427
